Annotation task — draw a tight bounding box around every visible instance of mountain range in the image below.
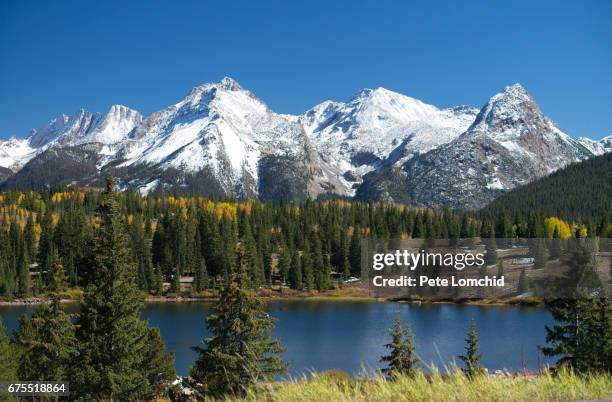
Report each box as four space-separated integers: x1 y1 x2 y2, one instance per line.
0 77 609 209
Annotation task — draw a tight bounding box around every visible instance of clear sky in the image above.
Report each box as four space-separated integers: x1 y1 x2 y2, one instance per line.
1 0 610 139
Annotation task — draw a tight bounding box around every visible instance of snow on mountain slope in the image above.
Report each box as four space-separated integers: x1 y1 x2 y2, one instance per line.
0 137 35 170
300 87 478 188
81 105 143 145
120 77 267 174
465 84 591 174
356 84 595 209
0 105 142 172
27 105 142 149
115 77 330 196
577 135 612 155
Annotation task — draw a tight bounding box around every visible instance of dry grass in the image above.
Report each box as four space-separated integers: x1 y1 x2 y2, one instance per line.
223 368 612 402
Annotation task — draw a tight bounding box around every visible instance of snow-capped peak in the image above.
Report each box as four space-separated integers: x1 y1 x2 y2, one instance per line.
187 76 247 98
468 83 540 135
300 86 478 186
346 86 442 123
219 76 242 91
577 134 612 155
116 76 285 194
454 83 594 183
84 105 143 145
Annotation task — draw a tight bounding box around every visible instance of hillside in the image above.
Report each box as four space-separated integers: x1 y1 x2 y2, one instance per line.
480 152 612 223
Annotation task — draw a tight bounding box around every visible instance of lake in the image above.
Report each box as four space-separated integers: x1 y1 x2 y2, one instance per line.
0 300 554 377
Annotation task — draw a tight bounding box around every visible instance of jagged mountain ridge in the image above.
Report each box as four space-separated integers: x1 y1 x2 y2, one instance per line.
0 78 346 200
0 105 142 171
300 88 478 192
356 84 597 209
577 135 612 155
0 78 607 208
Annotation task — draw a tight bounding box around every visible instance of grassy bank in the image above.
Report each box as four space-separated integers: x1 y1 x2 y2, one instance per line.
224 369 612 402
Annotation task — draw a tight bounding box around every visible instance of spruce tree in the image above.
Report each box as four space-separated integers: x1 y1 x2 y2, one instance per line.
72 174 174 401
37 210 55 282
0 259 15 298
458 318 483 377
194 257 209 293
288 251 303 290
190 245 287 397
16 247 30 298
341 251 351 281
171 272 181 293
279 247 292 284
14 297 77 382
143 327 176 397
542 298 611 373
151 265 164 296
24 213 37 263
380 315 418 379
301 246 315 291
47 247 66 292
349 229 362 277
310 231 330 291
340 230 351 280
0 317 18 381
591 299 612 372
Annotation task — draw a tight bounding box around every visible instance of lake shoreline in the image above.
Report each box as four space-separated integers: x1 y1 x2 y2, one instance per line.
0 288 544 307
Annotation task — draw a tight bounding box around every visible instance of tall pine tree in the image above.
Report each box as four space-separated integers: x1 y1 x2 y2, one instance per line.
458 318 483 377
380 314 418 379
190 245 287 397
72 174 174 400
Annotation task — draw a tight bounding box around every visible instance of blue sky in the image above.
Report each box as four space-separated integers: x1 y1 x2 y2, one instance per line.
1 0 610 139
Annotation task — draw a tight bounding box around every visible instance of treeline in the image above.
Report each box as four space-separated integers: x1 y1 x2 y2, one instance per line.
481 153 612 224
0 186 607 298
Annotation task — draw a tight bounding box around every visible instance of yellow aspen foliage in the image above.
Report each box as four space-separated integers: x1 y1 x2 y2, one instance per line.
570 223 588 238
51 191 85 203
213 203 237 221
544 217 572 238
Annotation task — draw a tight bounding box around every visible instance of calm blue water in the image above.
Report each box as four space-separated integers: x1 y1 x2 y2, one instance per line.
0 300 554 377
